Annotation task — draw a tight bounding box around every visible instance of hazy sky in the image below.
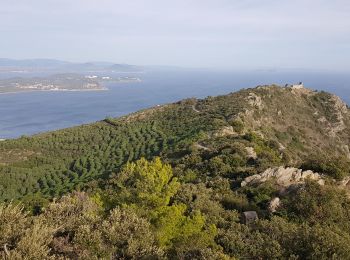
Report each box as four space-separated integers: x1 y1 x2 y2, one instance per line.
1 0 349 70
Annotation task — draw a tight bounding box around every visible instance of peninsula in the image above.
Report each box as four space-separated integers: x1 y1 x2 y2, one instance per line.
0 73 141 94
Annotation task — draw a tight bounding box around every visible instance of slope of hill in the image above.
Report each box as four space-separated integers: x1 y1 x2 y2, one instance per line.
1 84 349 201
1 84 350 258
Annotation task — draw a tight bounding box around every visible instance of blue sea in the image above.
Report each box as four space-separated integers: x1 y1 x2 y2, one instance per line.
0 69 349 139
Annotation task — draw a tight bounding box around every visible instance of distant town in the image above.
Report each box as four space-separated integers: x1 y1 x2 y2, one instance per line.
0 73 141 94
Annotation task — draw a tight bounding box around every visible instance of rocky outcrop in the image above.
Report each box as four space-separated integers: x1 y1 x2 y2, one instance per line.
246 92 263 110
332 95 348 115
328 95 348 136
241 166 325 187
290 85 314 95
214 126 237 137
315 94 349 137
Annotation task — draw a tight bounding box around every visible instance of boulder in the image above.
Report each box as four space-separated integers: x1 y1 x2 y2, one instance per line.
241 211 258 225
245 147 257 159
268 197 281 213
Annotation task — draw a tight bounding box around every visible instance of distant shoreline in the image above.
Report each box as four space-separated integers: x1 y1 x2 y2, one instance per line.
0 88 109 95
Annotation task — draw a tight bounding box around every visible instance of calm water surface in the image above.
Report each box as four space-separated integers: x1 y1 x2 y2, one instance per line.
0 70 349 139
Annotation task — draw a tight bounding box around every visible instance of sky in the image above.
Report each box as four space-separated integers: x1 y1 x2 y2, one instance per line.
1 0 350 70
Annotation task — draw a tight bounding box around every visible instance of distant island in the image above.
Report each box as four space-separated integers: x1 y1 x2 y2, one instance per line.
0 58 145 73
0 73 141 94
0 58 144 94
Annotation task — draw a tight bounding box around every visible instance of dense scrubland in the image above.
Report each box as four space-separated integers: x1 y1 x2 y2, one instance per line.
1 85 350 259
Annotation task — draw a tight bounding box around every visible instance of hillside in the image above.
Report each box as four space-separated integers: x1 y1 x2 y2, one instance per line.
1 84 349 201
2 84 350 258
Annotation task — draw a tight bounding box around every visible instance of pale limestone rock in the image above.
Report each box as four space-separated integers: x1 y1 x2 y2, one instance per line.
241 166 324 187
268 197 281 213
245 147 257 159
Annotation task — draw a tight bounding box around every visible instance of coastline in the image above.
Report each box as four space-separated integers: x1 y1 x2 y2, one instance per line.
0 88 109 95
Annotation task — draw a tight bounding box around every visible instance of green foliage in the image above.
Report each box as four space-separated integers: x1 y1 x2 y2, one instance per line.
243 181 279 211
255 216 350 259
217 222 284 259
9 220 55 260
0 203 27 247
73 207 163 259
229 119 245 133
0 120 172 202
281 181 350 229
2 155 350 259
0 203 55 259
302 155 350 180
107 157 180 209
151 203 216 248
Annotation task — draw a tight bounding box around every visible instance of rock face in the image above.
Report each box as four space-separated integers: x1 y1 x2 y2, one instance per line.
315 94 348 137
329 95 348 136
241 166 325 187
